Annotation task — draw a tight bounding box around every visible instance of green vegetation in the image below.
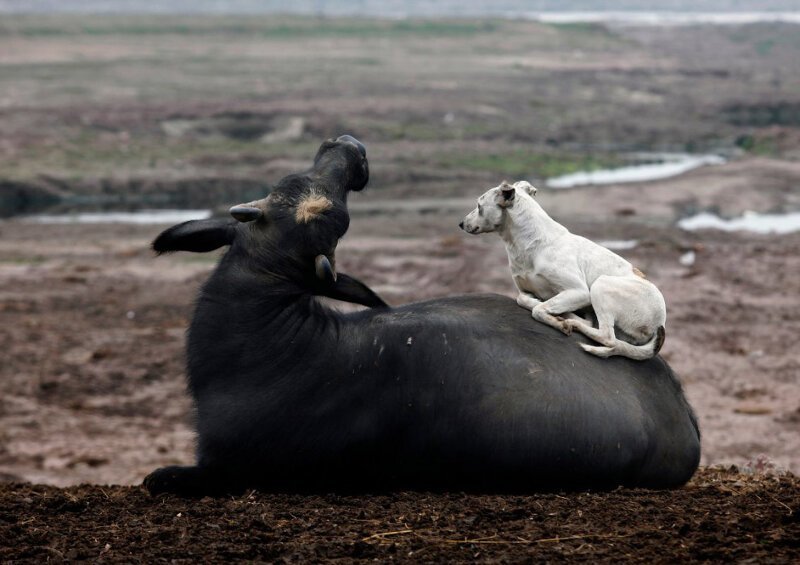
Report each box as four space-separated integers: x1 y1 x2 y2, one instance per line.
0 255 46 265
725 103 800 127
547 22 614 36
755 39 776 56
1 133 318 181
372 122 451 142
435 150 621 179
0 15 501 39
735 134 779 156
727 27 800 55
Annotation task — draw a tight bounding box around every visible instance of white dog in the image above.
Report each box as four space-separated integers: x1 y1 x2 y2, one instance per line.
459 180 666 360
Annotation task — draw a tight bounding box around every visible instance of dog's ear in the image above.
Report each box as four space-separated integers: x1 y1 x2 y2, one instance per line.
497 182 516 207
513 180 538 197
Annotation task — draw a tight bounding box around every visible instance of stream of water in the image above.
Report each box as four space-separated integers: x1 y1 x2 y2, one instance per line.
21 209 212 225
546 153 725 189
678 211 800 234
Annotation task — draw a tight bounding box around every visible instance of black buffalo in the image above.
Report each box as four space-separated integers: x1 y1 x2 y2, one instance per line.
145 135 700 496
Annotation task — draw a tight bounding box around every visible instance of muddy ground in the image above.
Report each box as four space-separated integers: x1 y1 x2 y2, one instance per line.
1 468 798 562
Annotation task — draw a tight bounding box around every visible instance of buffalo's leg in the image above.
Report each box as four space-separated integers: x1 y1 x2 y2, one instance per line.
144 465 235 497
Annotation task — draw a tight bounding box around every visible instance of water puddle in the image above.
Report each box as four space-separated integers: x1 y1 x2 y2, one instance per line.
529 12 800 26
546 153 725 189
20 209 212 225
677 211 800 234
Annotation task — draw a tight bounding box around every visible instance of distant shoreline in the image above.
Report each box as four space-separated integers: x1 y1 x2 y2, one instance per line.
0 5 799 26
526 11 800 26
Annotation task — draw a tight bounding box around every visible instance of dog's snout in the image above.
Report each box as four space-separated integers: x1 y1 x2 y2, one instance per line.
459 221 464 230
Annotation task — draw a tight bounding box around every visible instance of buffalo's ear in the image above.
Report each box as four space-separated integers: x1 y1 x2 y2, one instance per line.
152 219 236 254
319 273 389 309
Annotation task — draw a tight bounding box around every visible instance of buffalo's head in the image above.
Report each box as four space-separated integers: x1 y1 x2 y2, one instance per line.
151 135 382 304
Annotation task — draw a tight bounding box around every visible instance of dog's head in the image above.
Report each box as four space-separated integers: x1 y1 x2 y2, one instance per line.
459 180 537 234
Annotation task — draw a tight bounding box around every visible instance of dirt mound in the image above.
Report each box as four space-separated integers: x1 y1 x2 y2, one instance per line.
1 468 797 563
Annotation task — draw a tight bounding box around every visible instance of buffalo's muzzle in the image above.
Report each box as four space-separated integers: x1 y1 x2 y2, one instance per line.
336 134 366 158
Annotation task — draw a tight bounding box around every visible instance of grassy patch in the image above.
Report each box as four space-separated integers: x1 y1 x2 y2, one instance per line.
735 134 779 156
0 15 502 39
0 255 47 264
0 134 317 180
372 121 452 142
724 103 800 127
548 22 612 35
727 27 800 54
755 39 776 56
435 150 621 179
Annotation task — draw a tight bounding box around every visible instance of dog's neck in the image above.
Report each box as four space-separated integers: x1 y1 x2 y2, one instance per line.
498 193 568 254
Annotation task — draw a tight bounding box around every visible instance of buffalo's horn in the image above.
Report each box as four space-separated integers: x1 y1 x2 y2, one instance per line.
314 254 337 283
229 203 263 223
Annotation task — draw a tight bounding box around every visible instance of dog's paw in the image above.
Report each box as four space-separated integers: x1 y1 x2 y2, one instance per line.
554 317 573 335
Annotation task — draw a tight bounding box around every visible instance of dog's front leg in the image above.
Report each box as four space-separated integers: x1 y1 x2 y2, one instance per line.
532 289 591 335
516 291 541 311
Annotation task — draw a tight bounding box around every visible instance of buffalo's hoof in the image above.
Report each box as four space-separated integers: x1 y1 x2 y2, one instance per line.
144 465 240 497
144 466 186 495
144 465 214 497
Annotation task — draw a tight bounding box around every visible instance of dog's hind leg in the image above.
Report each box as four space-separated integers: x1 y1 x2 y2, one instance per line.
580 327 664 360
566 311 616 346
575 277 663 360
531 288 591 335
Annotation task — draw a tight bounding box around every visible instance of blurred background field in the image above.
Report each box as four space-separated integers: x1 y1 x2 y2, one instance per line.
0 2 799 486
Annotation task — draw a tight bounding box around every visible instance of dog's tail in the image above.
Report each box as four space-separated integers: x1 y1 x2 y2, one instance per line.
579 326 665 361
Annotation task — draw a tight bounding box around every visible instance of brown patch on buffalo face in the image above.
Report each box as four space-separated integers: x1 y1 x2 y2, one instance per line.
633 267 647 279
295 195 333 223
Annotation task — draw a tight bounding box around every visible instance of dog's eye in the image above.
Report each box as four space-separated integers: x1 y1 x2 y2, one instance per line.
478 205 483 215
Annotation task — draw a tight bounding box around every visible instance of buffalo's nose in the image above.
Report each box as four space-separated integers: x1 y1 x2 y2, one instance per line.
459 221 464 230
337 134 366 157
